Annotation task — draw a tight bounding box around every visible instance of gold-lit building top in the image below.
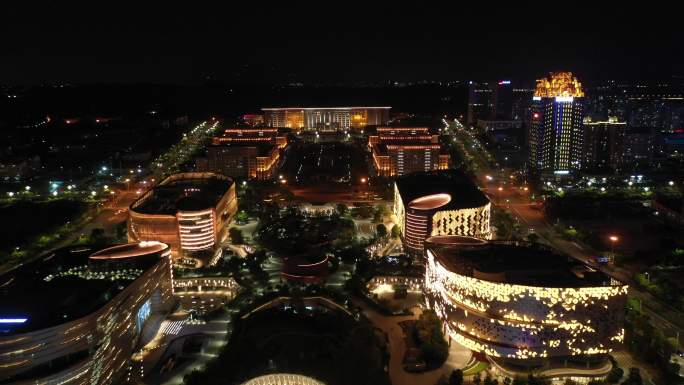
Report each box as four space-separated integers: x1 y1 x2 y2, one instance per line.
534 71 584 98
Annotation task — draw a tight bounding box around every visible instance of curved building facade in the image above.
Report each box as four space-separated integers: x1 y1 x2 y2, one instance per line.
394 171 491 255
128 172 237 259
0 242 174 385
424 236 627 364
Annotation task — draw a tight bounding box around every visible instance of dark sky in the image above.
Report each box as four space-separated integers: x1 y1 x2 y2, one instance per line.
1 3 682 85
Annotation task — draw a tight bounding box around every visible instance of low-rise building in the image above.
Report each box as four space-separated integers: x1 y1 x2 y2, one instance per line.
369 127 449 177
128 172 237 260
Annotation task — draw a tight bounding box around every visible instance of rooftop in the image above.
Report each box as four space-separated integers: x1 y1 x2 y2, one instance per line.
208 142 277 157
395 170 489 210
426 236 616 287
0 243 166 336
262 106 391 111
131 172 233 215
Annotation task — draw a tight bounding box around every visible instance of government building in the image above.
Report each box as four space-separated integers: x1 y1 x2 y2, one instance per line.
262 106 391 132
369 127 450 177
197 127 287 180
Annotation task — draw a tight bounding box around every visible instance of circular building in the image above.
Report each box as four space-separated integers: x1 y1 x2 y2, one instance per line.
424 236 627 372
0 243 174 385
128 172 237 261
393 171 491 255
282 254 330 284
242 374 324 385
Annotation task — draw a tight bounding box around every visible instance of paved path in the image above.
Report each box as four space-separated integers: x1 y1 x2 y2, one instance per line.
352 299 472 385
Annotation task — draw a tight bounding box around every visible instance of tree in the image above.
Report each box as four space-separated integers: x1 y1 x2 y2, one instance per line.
623 367 642 385
606 367 624 383
449 369 463 385
336 203 349 216
234 210 249 224
391 224 401 238
229 228 244 244
376 223 387 238
473 372 482 385
90 227 106 240
526 232 540 244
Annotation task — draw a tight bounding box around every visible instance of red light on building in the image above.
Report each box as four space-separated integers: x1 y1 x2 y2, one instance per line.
533 113 540 119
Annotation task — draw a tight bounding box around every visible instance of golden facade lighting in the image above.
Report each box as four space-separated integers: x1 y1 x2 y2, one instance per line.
128 173 237 258
534 72 585 98
424 237 627 363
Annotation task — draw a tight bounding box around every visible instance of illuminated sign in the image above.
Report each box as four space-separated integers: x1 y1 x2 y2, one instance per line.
555 96 574 103
554 170 570 175
498 80 511 85
532 96 542 101
136 299 151 334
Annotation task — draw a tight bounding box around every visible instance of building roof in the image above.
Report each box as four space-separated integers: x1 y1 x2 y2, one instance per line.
208 142 277 157
262 106 391 111
0 243 166 336
131 172 233 215
395 170 489 210
426 236 617 288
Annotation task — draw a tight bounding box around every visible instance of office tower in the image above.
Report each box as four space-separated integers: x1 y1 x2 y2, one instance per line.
528 72 585 180
583 116 627 173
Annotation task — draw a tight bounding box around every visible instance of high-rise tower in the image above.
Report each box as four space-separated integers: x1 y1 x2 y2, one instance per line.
528 72 585 180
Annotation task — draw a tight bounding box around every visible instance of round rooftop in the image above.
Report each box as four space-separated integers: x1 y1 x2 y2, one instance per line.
89 241 169 260
408 193 452 210
241 374 324 385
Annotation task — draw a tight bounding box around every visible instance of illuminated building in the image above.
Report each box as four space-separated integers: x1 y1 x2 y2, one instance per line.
211 127 288 149
196 127 286 180
528 72 585 180
0 242 174 385
424 236 627 375
582 116 627 173
241 114 265 127
128 173 237 260
393 171 491 255
242 374 324 385
369 127 450 177
262 107 391 132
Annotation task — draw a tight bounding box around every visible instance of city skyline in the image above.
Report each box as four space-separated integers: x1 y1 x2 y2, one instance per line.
2 4 683 385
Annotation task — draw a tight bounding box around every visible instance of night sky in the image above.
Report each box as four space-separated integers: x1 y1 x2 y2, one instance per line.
2 3 682 85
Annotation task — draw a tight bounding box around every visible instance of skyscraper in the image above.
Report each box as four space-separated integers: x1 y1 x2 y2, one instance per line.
528 72 585 180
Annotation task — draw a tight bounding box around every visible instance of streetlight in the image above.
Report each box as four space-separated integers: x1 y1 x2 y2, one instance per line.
609 235 619 257
669 181 674 186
